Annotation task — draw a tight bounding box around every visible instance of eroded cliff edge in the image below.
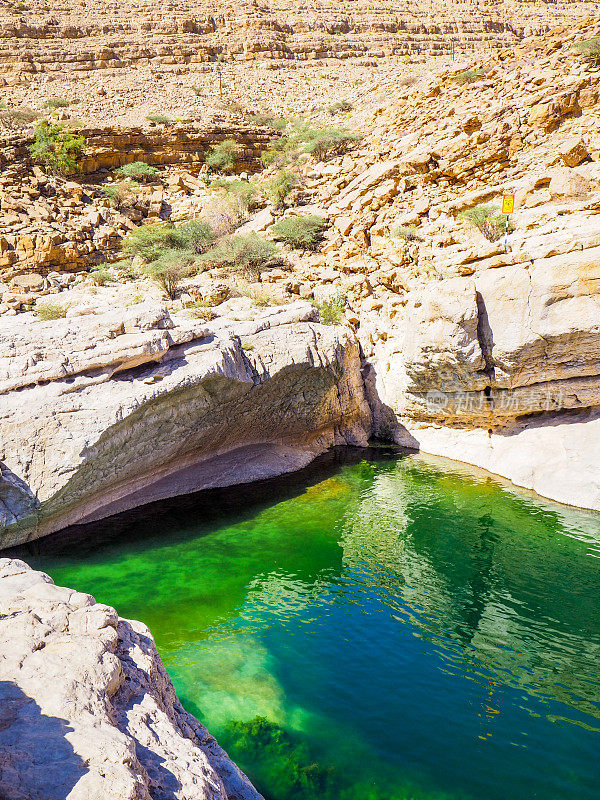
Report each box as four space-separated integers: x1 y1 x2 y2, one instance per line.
0 300 372 547
0 557 263 800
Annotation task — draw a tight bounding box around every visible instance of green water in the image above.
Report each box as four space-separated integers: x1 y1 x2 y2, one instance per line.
26 449 600 800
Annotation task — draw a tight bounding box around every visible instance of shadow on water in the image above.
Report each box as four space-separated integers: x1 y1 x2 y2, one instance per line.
9 445 408 561
0 682 86 800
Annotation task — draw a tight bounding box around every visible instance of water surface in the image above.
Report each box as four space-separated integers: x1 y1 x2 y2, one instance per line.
26 449 600 800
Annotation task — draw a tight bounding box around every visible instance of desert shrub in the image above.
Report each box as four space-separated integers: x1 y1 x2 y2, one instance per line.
328 99 352 115
212 179 258 212
391 225 423 242
106 258 138 280
453 68 488 85
245 112 287 130
171 219 215 253
459 204 514 242
122 220 214 297
399 75 417 87
35 302 68 320
143 249 196 299
262 169 297 208
100 180 140 208
206 139 239 173
313 293 346 325
260 135 292 167
45 98 70 108
187 301 217 321
299 126 361 161
573 37 600 66
272 215 326 249
0 106 38 127
28 120 85 175
115 161 158 180
146 113 171 124
199 234 277 278
122 224 177 261
89 267 113 285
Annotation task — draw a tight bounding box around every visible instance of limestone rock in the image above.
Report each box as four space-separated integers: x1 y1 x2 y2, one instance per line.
0 301 372 546
0 557 263 800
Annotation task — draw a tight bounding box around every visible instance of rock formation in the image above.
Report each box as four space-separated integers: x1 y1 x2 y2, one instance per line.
0 556 264 799
0 301 372 546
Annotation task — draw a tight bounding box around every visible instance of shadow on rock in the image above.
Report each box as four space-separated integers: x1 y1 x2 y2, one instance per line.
0 681 87 800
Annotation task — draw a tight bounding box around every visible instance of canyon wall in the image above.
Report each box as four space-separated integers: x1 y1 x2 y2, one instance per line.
0 301 372 547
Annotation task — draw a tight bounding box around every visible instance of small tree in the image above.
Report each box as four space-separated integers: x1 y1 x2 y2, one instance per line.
459 205 514 242
206 139 239 173
29 121 85 175
271 215 326 249
262 170 297 208
143 250 195 299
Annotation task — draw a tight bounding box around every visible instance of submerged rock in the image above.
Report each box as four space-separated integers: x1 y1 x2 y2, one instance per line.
0 557 264 800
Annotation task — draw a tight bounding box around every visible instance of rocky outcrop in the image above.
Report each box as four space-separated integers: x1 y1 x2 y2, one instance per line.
0 557 263 799
0 301 372 547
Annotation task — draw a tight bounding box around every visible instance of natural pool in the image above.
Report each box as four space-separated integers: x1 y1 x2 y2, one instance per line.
25 448 600 800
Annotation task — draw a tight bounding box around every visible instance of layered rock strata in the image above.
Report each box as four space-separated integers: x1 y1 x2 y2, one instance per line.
0 301 372 547
0 556 263 800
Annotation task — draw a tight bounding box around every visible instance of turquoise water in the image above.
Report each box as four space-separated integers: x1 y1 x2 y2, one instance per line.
26 449 600 800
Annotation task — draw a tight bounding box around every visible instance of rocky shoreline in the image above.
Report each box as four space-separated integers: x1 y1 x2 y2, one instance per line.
0 557 264 799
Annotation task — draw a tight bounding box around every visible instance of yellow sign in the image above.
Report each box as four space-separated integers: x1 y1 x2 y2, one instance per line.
502 194 515 214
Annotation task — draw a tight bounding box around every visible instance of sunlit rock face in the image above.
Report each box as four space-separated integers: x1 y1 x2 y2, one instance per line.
0 301 372 547
0 557 264 800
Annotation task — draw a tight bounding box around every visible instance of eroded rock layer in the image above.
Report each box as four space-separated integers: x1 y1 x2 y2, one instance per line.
0 301 372 546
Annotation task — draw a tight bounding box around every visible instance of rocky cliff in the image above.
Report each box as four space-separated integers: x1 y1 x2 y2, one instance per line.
0 557 263 799
0 300 372 547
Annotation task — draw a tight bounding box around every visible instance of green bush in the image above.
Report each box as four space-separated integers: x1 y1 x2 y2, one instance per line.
262 170 297 208
122 219 214 297
453 68 488 85
28 121 85 175
115 161 158 180
299 126 361 161
459 205 514 242
211 179 258 211
171 219 215 253
35 302 68 320
100 180 140 208
391 225 423 242
89 267 113 285
328 100 352 115
45 98 70 109
313 293 346 325
199 234 277 278
122 224 177 261
146 113 171 124
573 37 600 66
0 106 38 128
272 215 326 249
206 139 239 173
